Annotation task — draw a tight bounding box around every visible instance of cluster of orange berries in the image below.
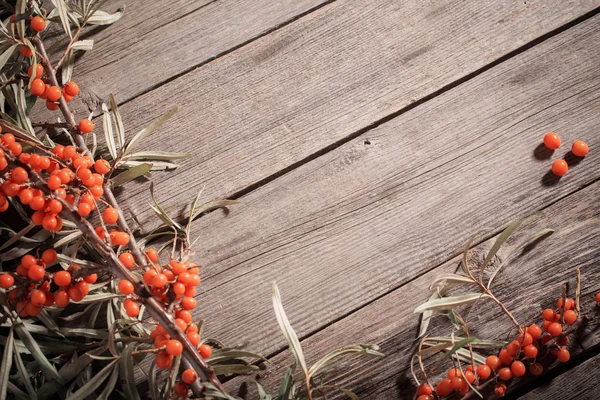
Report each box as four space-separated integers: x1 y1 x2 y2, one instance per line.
116 250 209 397
543 132 589 177
0 250 98 317
416 294 600 399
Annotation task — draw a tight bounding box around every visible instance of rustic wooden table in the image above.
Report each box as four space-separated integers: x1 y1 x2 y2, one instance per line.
71 1 600 398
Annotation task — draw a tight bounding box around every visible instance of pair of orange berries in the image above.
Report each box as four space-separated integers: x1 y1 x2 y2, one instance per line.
543 132 589 177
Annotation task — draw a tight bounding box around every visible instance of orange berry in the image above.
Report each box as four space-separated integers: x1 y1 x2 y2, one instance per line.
152 273 168 288
450 376 464 391
143 269 158 286
172 282 186 296
31 211 45 225
78 119 94 134
543 132 561 150
155 352 173 369
511 361 526 377
498 367 512 381
94 159 110 174
54 290 69 307
181 296 196 310
199 344 212 359
146 248 159 263
169 260 186 275
181 369 198 385
435 379 453 397
8 142 22 156
119 252 135 268
517 332 533 347
463 370 475 384
30 289 47 306
547 322 563 337
571 140 589 157
47 175 62 190
595 293 600 303
563 309 577 324
557 297 575 311
498 349 513 365
184 286 196 297
175 318 187 331
11 167 28 184
25 301 41 316
154 334 169 348
78 202 92 217
557 348 570 362
83 274 97 284
28 64 44 78
174 382 188 398
486 355 501 370
551 159 568 177
177 310 192 323
118 279 134 295
48 199 62 214
30 16 45 31
523 344 538 359
103 207 118 224
529 362 543 376
20 46 33 57
542 308 556 321
90 185 103 198
165 340 183 356
558 336 569 346
109 231 129 246
506 341 520 356
28 265 45 281
177 272 191 285
45 86 61 102
124 299 140 317
476 364 491 380
68 286 84 302
64 81 79 97
527 324 542 339
41 248 57 264
30 78 45 95
187 331 200 346
0 274 14 289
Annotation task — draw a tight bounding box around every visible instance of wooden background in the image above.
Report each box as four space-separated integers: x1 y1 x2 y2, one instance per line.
61 0 600 398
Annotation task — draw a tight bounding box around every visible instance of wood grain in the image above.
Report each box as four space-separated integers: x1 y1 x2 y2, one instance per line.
182 13 600 366
224 181 600 398
111 0 600 232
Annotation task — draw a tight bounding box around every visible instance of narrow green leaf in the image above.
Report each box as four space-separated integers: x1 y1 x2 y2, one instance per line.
109 94 125 148
277 364 296 400
102 103 118 159
272 283 308 375
148 358 160 400
127 150 191 161
86 8 124 25
111 163 152 187
13 322 63 383
67 359 118 400
12 335 38 400
430 273 475 289
441 337 478 362
61 49 74 84
191 199 239 221
245 379 272 400
0 327 14 400
51 0 72 38
414 293 488 314
123 106 177 155
0 45 16 72
71 40 94 51
0 221 35 252
16 0 25 40
149 182 181 229
120 343 141 400
480 217 526 279
0 118 43 144
308 344 383 378
97 361 119 400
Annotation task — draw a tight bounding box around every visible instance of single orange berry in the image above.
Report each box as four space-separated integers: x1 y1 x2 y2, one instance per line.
486 355 501 370
48 199 62 214
94 159 110 174
498 367 512 381
152 273 168 288
551 159 568 177
110 231 129 246
187 331 200 346
181 296 196 310
166 340 183 356
506 341 520 356
529 362 543 376
170 260 186 275
47 175 62 190
78 202 92 217
477 364 491 380
78 119 94 134
450 376 463 391
30 16 45 31
30 289 47 306
181 369 198 385
547 322 563 337
517 332 533 347
54 290 69 307
28 64 44 78
103 207 118 224
119 252 135 268
53 270 71 287
527 324 542 339
146 248 159 263
463 370 475 384
118 279 134 295
64 81 79 97
542 308 556 321
45 86 61 102
41 248 58 264
0 274 15 289
523 344 538 358
174 382 188 398
543 132 561 150
557 348 570 362
511 361 526 377
11 167 28 184
198 344 212 359
19 46 33 57
498 349 513 365
595 293 600 303
28 265 45 281
124 299 140 317
30 78 45 95
155 352 173 369
563 309 577 324
557 297 575 311
177 310 192 323
435 379 453 397
571 140 589 157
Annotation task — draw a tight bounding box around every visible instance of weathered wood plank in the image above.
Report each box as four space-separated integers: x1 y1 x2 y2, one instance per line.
225 181 600 398
114 0 600 232
520 352 600 400
67 0 330 107
183 13 600 366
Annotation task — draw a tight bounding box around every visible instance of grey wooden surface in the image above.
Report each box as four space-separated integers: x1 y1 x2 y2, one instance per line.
60 0 600 398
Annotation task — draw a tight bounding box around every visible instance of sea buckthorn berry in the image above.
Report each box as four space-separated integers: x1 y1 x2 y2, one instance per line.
0 274 14 289
49 101 60 112
571 140 589 157
543 132 561 150
152 274 168 288
170 260 185 275
95 226 105 239
498 367 512 381
68 286 84 302
48 199 62 214
11 167 28 184
124 299 140 317
181 369 198 385
477 364 491 380
20 46 33 57
109 231 129 246
451 376 464 391
542 308 556 321
30 16 45 31
435 379 452 397
146 248 159 263
173 282 186 296
557 348 570 362
90 185 103 198
177 272 191 286
184 286 196 297
46 175 61 191
41 248 57 264
164 270 175 282
486 355 501 370
190 274 201 286
527 324 542 339
155 352 173 369
564 309 577 324
416 396 432 400
517 332 533 347
464 370 475 384
143 269 158 285
83 274 98 284
181 296 196 310
166 340 183 356
547 322 563 337
511 361 526 377
507 341 520 356
8 142 21 156
45 86 61 102
558 297 575 311
558 336 569 346
118 279 134 295
78 202 92 217
64 81 79 97
199 344 212 359
187 331 200 346
177 310 192 323
551 159 568 177
498 349 513 365
22 255 37 268
19 190 33 206
119 252 134 268
54 290 69 307
154 334 169 348
28 63 44 78
94 159 110 174
103 207 118 224
31 211 45 225
174 382 188 398
30 78 45 95
595 293 600 303
44 292 54 307
2 133 15 144
26 302 42 316
28 265 45 281
78 119 94 134
529 362 543 376
77 167 92 181
30 289 47 306
524 344 538 358
540 334 552 345
63 145 77 159
494 383 507 398
175 318 187 332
